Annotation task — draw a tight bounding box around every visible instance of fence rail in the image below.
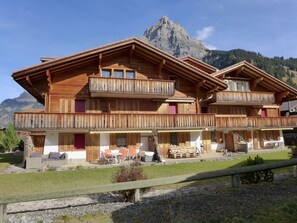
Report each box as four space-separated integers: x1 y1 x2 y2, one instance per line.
1 158 297 222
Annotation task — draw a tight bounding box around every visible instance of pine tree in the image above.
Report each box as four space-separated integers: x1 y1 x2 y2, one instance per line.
0 123 20 152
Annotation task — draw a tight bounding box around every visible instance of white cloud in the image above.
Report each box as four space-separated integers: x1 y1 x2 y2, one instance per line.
205 44 217 50
196 26 215 40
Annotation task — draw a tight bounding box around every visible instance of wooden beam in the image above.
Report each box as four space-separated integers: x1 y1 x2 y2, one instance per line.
46 69 52 91
250 77 263 90
158 59 166 77
26 76 33 86
195 80 206 113
208 86 219 93
129 45 135 65
235 67 244 77
98 54 102 73
275 91 289 102
196 79 206 88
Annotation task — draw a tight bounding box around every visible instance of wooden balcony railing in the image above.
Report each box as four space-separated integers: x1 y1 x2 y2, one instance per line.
216 116 297 129
210 91 275 105
89 77 175 98
14 113 215 130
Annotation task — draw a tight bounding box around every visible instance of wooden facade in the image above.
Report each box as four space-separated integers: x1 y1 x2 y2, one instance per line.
12 38 297 161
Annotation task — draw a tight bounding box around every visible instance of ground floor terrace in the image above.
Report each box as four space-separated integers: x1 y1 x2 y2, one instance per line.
25 128 285 163
15 112 296 163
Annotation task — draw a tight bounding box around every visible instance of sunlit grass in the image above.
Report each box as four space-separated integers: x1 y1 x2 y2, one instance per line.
0 151 292 199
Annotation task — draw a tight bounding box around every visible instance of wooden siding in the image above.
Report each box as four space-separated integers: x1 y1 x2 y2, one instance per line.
89 77 175 98
211 91 275 105
14 113 215 130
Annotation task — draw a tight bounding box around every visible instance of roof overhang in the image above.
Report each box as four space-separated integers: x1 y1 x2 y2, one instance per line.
12 37 227 104
212 61 297 102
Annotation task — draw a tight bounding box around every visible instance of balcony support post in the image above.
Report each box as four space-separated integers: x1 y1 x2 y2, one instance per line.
195 80 206 113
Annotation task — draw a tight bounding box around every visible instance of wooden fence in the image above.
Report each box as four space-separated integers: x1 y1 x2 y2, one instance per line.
1 159 297 222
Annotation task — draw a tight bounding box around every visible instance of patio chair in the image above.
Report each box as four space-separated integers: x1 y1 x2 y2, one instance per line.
129 147 138 160
118 148 129 163
102 149 113 164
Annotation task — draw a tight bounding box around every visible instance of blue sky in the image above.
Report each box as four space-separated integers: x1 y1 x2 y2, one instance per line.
1 0 297 102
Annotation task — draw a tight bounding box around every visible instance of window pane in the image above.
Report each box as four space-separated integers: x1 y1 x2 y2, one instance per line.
101 70 111 78
114 70 123 78
116 133 126 147
126 71 135 79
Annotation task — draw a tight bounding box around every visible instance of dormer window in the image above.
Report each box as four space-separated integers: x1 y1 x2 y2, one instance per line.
101 69 111 78
225 80 250 92
126 71 135 79
114 70 123 78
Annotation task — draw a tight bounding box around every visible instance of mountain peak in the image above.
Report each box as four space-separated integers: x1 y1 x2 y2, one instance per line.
142 16 208 59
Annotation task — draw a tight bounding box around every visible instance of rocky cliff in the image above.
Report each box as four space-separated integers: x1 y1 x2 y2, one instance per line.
142 16 209 59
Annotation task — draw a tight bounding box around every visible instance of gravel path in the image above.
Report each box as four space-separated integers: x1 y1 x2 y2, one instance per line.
7 173 297 223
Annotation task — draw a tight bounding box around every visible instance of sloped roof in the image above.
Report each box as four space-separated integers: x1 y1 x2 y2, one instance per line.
212 60 297 101
179 56 218 74
12 37 227 103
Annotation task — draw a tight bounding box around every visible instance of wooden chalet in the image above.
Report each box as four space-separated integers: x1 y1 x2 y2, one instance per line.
12 38 297 163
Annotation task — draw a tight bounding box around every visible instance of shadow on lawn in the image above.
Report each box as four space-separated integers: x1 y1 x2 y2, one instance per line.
0 152 23 165
110 154 294 223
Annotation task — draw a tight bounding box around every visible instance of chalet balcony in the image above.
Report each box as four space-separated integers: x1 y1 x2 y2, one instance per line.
216 116 297 129
14 113 215 131
89 77 175 98
209 91 275 105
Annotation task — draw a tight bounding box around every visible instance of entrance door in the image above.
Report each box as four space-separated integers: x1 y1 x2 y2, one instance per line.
140 136 149 151
169 102 177 114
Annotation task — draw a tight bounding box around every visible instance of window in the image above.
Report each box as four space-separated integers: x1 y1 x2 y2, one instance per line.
126 71 135 79
170 133 178 145
225 80 250 92
101 69 111 78
114 70 123 78
116 134 126 147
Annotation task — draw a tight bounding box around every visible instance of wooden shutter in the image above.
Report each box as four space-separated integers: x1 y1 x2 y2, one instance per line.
59 133 74 151
60 99 74 113
86 133 100 161
126 133 140 147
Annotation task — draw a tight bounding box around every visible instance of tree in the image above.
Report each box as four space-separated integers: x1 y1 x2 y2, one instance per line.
0 123 20 152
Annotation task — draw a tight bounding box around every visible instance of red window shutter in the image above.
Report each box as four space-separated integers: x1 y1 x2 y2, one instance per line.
74 134 85 150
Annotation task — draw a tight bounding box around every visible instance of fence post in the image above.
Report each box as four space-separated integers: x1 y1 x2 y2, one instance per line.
134 188 141 203
231 174 241 189
0 203 7 223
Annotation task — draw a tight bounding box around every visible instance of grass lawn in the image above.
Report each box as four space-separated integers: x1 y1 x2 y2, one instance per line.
0 152 23 171
0 151 293 200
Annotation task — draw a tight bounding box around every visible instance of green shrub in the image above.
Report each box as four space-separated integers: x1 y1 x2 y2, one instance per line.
240 155 274 184
112 161 149 201
289 146 297 159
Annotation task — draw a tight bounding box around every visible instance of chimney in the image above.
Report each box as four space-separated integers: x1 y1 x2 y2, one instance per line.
40 56 56 63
